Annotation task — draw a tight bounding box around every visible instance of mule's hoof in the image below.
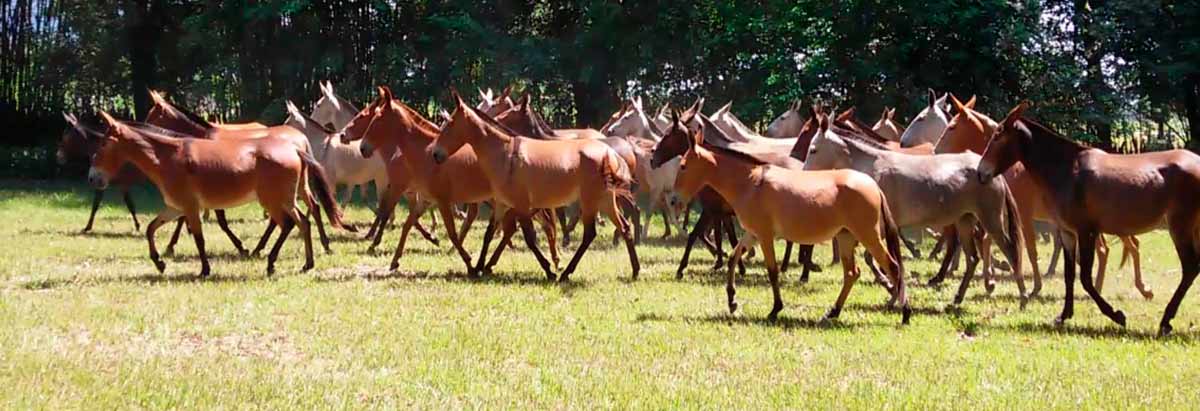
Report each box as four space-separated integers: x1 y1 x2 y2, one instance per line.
388 262 399 272
553 273 565 282
198 267 210 277
153 260 166 273
806 263 823 273
266 266 276 277
984 281 996 295
1112 310 1127 328
901 306 913 325
728 301 739 314
927 278 944 287
302 262 314 272
1018 296 1029 310
675 270 685 280
1159 323 1174 337
1141 290 1155 300
1030 284 1043 298
1053 315 1070 327
366 246 377 254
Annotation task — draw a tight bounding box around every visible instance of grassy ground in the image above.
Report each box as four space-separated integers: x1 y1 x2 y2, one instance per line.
2 179 1200 409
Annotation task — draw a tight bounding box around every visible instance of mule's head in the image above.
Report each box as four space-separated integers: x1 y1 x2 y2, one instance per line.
493 94 539 136
57 112 97 166
934 94 986 154
88 112 134 189
603 97 655 139
476 85 514 117
673 118 716 202
899 89 949 147
311 80 357 130
430 91 486 165
765 99 805 138
802 113 852 171
341 86 393 158
978 102 1030 183
871 107 903 142
651 111 693 168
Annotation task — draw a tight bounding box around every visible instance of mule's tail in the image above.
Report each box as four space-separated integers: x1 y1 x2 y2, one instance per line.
600 147 635 202
299 150 355 232
1002 186 1024 276
1119 237 1134 269
877 191 910 324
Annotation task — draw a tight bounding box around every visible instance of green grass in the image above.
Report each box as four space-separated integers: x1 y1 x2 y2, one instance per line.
2 179 1200 409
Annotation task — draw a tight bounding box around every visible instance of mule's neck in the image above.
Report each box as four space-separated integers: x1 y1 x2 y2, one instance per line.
841 138 890 175
1016 119 1090 187
119 131 179 186
696 147 765 205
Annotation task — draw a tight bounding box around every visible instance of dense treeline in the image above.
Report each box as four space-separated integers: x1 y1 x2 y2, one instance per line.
2 0 1198 174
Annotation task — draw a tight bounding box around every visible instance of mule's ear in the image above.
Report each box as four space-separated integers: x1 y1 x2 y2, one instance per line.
518 93 531 109
479 88 491 102
439 109 452 123
658 102 671 117
836 106 855 122
376 86 388 99
149 89 166 106
99 111 120 129
380 86 394 101
716 101 732 116
285 101 306 127
452 87 467 108
949 93 968 116
965 95 977 109
633 96 644 112
1001 101 1029 127
499 85 513 101
62 112 78 126
927 88 937 108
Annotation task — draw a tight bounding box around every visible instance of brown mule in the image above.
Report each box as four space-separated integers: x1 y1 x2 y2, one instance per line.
89 113 344 277
672 112 911 324
339 86 560 275
428 91 639 282
978 102 1200 336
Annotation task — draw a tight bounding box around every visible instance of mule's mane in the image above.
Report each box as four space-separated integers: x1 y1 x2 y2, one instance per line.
69 118 107 139
161 99 215 130
523 103 559 139
700 142 768 166
842 116 894 145
123 121 199 140
465 101 526 138
831 125 893 152
394 101 442 134
294 112 335 134
1019 116 1089 149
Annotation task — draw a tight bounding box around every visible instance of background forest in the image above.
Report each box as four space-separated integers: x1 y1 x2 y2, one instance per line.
2 0 1198 177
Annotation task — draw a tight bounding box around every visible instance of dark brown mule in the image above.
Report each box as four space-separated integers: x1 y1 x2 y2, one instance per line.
58 113 143 232
90 113 344 277
339 87 559 275
143 90 345 256
428 92 639 281
978 103 1200 336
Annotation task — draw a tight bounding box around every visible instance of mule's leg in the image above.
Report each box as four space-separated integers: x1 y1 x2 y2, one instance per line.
721 215 746 276
761 237 785 321
977 204 1027 305
388 201 429 272
183 212 211 277
952 222 983 306
601 197 639 280
305 193 331 253
640 190 659 242
251 221 275 257
928 228 960 286
1094 235 1110 295
709 216 726 270
413 212 440 246
1075 229 1128 327
164 218 186 257
798 244 815 283
460 203 479 239
1046 231 1063 278
556 208 570 246
1021 212 1042 296
825 233 860 321
288 208 314 272
858 225 911 323
677 208 712 279
558 215 597 283
539 210 561 269
1056 230 1077 325
145 208 183 274
367 190 401 253
213 210 248 257
977 229 996 294
1159 220 1200 336
518 216 556 281
725 234 757 314
437 204 477 276
902 235 921 260
473 212 499 276
781 242 794 273
83 189 104 232
484 213 519 273
266 215 296 276
1126 237 1153 299
121 189 141 231
929 233 947 260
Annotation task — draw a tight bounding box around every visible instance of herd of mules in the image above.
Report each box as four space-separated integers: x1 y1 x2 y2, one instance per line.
57 84 1200 336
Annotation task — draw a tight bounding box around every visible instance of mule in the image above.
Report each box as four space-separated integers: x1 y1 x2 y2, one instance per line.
899 90 949 148
871 107 904 142
978 102 1200 335
429 91 639 282
673 112 912 323
90 113 344 276
805 120 1028 305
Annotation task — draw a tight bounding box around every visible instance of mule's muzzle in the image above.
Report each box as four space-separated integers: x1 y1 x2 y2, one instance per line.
976 163 996 183
56 150 67 166
87 167 109 189
431 147 448 165
359 141 374 158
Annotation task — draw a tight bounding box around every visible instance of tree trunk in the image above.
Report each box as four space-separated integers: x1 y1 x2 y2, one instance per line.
126 0 160 119
1185 74 1200 152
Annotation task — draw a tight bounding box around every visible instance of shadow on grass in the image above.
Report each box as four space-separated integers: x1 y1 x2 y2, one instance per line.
634 312 862 331
988 321 1199 342
22 227 144 239
19 271 258 290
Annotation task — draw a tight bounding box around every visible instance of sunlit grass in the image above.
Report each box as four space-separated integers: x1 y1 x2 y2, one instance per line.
2 179 1199 408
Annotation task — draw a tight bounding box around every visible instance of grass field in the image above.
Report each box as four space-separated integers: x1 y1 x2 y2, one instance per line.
2 179 1200 409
